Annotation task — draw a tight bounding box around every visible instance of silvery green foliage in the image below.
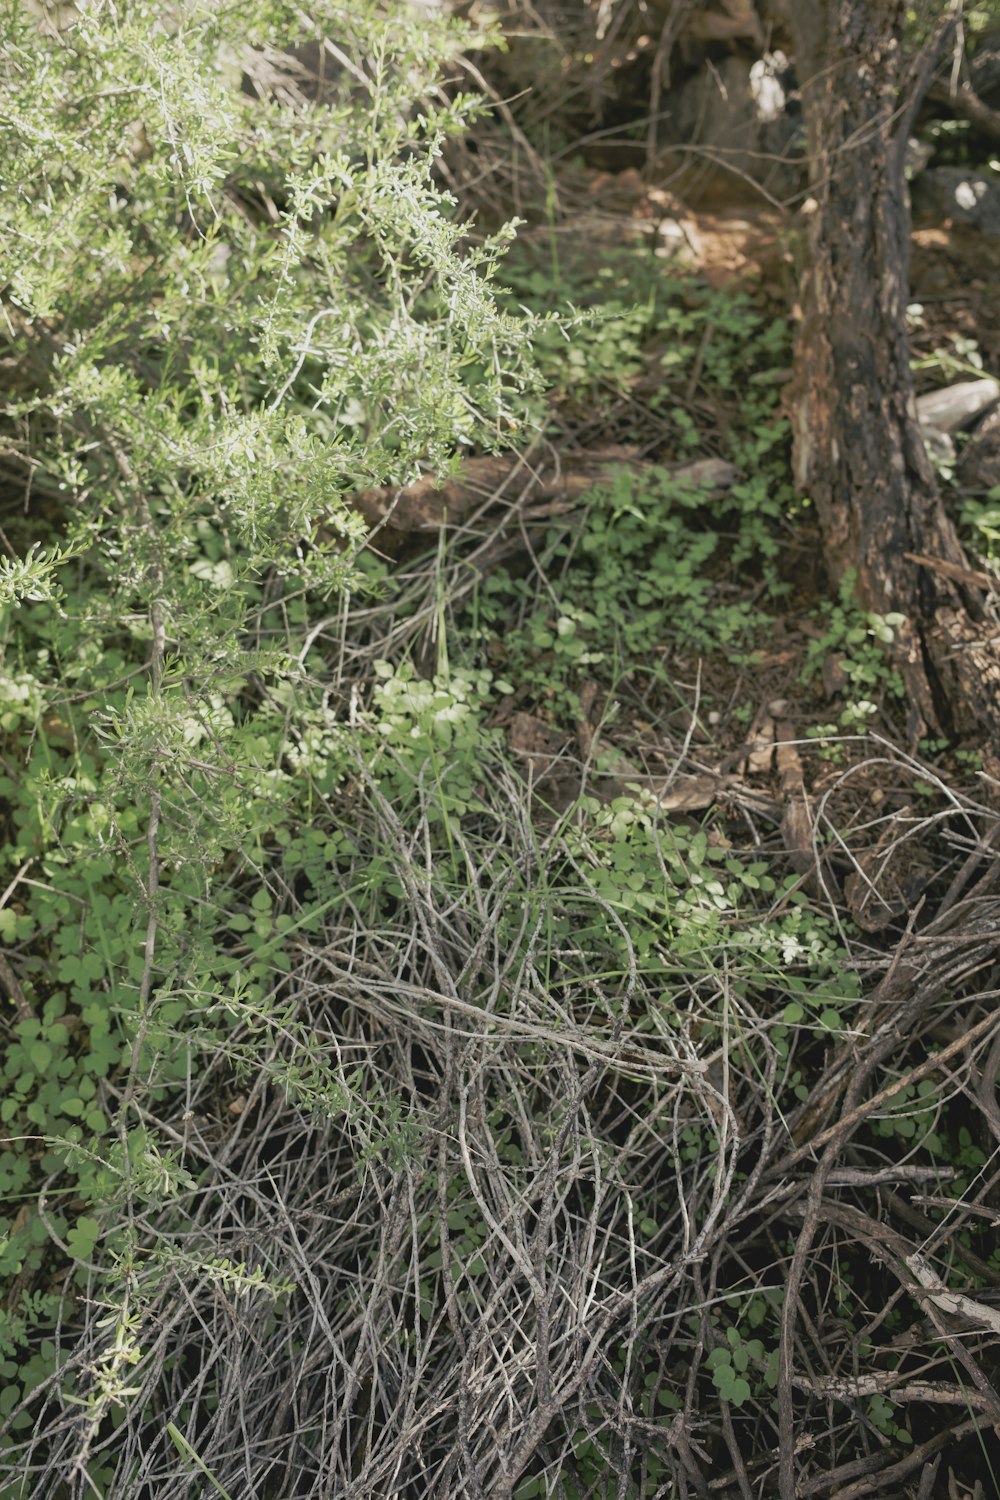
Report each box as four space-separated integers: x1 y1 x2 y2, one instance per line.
0 0 542 854
0 5 545 1453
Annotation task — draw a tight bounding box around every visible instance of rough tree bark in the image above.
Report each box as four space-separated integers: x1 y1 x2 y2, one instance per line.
786 0 1000 736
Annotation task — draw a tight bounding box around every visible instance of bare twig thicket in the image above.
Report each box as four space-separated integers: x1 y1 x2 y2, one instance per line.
5 495 1000 1500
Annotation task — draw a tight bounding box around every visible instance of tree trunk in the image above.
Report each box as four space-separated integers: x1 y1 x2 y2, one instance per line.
786 0 1000 736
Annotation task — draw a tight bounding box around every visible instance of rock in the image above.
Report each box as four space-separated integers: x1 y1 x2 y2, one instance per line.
920 426 956 468
911 169 1000 236
657 217 690 257
916 379 1000 434
916 380 999 472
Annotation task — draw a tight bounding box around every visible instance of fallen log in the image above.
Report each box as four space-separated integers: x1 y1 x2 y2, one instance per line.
349 448 740 543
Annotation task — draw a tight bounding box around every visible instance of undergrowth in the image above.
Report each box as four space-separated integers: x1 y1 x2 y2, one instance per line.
1 4 999 1498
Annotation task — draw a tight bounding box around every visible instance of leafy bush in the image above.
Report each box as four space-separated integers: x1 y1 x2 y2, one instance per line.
473 462 762 720
801 570 906 730
463 246 798 717
0 0 542 1468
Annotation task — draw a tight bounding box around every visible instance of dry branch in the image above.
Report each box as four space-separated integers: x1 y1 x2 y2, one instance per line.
350 449 740 538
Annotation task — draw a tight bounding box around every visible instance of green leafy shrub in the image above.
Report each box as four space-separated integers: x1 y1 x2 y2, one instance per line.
801 570 906 729
961 487 1000 565
0 0 543 1457
475 466 760 717
705 1324 779 1407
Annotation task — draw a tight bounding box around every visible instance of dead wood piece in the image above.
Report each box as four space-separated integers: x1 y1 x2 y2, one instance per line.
781 1008 1000 1165
905 550 998 594
743 714 775 776
351 449 634 535
797 1419 976 1498
792 1373 996 1412
741 698 792 778
349 450 741 537
786 1196 1000 1347
584 733 741 812
775 721 818 884
915 1195 1000 1226
773 804 815 876
883 1189 996 1283
0 952 33 1024
974 1026 1000 1150
780 1192 1000 1484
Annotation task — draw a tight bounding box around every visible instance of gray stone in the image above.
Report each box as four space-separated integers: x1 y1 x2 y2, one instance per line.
916 379 1000 435
921 427 956 468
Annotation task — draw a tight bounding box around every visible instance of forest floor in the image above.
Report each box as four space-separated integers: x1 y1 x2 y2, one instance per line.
6 153 1000 1500
315 166 1000 1496
375 164 1000 922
